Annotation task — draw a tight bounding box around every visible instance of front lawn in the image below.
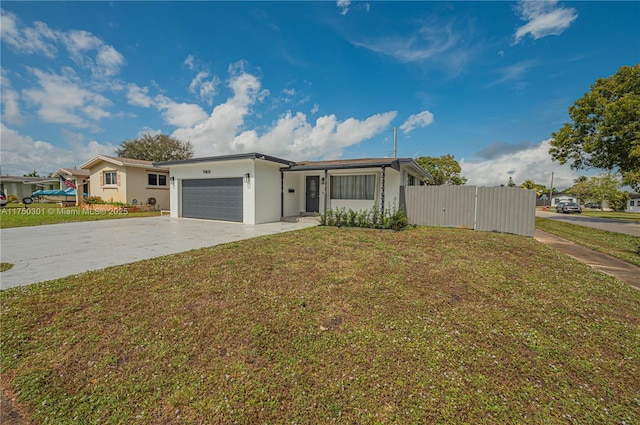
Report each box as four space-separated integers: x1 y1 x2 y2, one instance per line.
1 227 639 424
0 203 161 228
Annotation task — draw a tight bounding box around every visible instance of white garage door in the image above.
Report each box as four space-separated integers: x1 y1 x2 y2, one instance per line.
181 178 243 222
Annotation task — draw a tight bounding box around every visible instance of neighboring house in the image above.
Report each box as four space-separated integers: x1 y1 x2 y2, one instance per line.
626 194 640 213
0 176 58 201
155 153 432 224
52 168 91 194
80 156 170 209
550 192 580 207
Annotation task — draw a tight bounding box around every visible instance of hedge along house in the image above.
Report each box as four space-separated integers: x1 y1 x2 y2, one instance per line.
155 153 432 224
80 156 170 209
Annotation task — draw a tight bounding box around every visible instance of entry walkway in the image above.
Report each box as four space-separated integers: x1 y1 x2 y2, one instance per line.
534 229 640 290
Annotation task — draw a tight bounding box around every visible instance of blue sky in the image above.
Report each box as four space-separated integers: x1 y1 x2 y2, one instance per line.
1 1 638 188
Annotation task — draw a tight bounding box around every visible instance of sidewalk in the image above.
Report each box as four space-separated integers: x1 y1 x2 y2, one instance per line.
534 229 640 290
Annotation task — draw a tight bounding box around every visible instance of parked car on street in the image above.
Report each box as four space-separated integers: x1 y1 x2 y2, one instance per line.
556 201 581 214
0 190 7 207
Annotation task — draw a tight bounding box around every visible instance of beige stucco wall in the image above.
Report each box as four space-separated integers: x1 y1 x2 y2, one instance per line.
124 167 170 209
86 162 127 203
85 161 169 207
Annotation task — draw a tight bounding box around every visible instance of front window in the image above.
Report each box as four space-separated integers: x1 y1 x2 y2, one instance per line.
330 175 376 200
148 173 168 187
408 175 416 186
104 171 117 185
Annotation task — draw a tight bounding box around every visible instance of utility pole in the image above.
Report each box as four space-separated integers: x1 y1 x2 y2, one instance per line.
393 127 397 158
548 171 554 208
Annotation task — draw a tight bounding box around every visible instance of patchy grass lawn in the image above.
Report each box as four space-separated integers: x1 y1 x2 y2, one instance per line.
1 227 639 424
0 263 14 272
536 217 640 266
580 210 640 221
0 203 161 229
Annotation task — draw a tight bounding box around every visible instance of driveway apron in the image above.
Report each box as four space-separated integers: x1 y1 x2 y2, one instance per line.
0 216 316 289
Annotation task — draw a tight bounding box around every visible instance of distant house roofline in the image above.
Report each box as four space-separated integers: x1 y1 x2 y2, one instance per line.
154 152 294 168
80 155 169 171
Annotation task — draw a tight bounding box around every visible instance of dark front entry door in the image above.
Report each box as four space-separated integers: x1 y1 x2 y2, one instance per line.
305 176 320 213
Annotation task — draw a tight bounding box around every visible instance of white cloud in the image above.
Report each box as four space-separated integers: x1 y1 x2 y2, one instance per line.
23 68 111 128
460 139 581 189
400 110 434 134
1 11 124 79
0 9 58 57
155 96 209 128
188 71 219 105
127 83 209 128
61 30 125 78
0 123 115 176
0 69 24 125
126 84 153 107
337 0 350 15
172 68 396 159
513 0 577 44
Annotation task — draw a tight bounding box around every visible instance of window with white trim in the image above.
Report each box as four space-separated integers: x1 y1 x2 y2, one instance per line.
104 171 117 185
148 173 168 187
330 175 376 200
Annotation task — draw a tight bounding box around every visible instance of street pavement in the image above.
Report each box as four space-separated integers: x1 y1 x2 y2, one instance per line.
536 209 640 236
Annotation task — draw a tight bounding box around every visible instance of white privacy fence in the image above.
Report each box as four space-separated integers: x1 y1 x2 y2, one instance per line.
402 186 536 237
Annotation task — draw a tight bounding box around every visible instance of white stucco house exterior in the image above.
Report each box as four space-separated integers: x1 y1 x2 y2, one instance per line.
627 194 640 212
155 153 432 224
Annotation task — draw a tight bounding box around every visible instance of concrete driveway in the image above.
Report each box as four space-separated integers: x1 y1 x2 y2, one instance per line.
536 210 640 236
0 216 316 289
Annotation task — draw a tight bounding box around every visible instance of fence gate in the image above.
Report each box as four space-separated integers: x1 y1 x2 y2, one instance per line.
403 186 536 237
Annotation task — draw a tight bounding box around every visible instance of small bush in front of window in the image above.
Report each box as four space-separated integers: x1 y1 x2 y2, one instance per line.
319 203 409 231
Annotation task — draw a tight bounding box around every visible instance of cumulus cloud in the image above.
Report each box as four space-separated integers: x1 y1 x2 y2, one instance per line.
189 71 219 105
0 69 24 125
460 139 580 189
0 9 58 57
513 0 577 44
0 123 115 176
127 84 209 128
172 67 396 159
61 30 124 78
22 68 112 128
1 11 124 79
400 110 434 134
337 0 350 15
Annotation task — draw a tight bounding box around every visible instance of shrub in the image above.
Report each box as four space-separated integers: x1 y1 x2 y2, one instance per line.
319 202 408 231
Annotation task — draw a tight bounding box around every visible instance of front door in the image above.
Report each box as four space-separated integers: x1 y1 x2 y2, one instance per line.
305 176 320 213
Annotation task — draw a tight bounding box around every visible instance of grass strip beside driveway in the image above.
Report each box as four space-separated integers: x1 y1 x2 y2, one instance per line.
536 217 640 266
1 226 639 424
0 204 161 228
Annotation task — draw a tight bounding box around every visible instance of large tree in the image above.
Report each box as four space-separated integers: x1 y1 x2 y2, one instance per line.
115 134 194 162
415 154 467 185
549 64 640 190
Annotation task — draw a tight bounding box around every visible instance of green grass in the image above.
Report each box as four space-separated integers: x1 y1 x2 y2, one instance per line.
580 210 640 221
536 217 640 266
2 226 639 424
0 203 161 228
0 263 14 272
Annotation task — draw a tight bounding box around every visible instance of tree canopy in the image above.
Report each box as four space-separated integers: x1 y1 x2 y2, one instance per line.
549 64 640 190
567 173 629 211
115 134 194 162
415 154 467 186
